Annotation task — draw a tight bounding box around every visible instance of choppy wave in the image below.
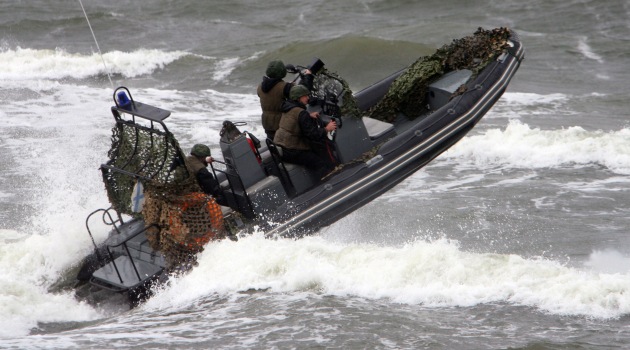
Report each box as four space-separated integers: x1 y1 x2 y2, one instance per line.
1 0 629 346
0 230 102 338
1 84 628 339
499 92 569 110
445 120 630 174
144 233 630 319
229 35 433 91
0 47 189 80
0 84 122 338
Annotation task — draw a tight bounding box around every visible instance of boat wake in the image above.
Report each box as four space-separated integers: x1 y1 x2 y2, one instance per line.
143 232 630 319
3 208 630 339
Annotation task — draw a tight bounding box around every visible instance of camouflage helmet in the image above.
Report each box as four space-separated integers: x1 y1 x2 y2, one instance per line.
191 144 211 157
289 84 310 100
266 60 287 79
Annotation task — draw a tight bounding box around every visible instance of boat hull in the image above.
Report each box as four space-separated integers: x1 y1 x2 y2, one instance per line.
266 33 524 237
73 30 524 305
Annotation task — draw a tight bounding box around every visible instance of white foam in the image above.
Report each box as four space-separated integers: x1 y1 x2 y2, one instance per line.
0 84 127 338
577 36 604 63
484 92 572 120
0 229 27 242
499 92 569 107
585 250 630 274
212 57 241 81
0 83 269 337
0 234 102 338
444 120 630 174
0 47 189 80
144 233 630 318
562 176 630 192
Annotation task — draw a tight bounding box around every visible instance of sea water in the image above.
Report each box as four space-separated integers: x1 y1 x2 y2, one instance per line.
1 0 630 349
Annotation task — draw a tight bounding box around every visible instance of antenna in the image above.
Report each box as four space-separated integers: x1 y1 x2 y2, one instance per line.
78 0 114 88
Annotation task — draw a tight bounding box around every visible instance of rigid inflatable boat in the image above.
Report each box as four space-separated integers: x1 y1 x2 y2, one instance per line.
72 28 524 305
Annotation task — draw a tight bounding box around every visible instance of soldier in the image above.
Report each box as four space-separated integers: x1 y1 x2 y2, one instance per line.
186 144 227 206
273 85 337 179
257 59 313 140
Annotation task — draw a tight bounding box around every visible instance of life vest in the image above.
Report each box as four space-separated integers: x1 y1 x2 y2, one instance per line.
273 106 311 151
258 81 288 135
185 154 206 179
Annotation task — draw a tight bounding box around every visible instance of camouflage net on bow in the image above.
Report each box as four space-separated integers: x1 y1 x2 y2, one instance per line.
102 118 226 266
365 27 512 122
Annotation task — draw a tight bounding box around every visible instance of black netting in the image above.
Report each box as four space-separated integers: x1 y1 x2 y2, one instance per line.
101 112 227 265
102 121 189 216
311 69 361 120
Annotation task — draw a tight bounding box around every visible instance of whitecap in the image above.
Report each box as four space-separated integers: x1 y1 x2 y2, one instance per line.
577 36 604 63
444 120 630 174
0 47 189 81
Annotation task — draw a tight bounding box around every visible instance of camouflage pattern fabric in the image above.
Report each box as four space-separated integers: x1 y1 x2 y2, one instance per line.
366 27 512 122
102 116 226 267
308 28 510 123
102 122 190 216
143 191 225 265
311 69 361 120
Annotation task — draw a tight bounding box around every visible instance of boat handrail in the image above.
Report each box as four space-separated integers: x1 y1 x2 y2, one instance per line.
265 138 297 198
85 207 160 288
104 223 159 248
101 223 161 289
102 92 189 215
210 159 255 218
85 207 125 261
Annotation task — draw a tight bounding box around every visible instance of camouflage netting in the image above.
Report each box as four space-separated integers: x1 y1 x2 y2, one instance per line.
311 69 362 119
103 118 226 266
143 191 225 265
103 122 191 215
364 27 512 122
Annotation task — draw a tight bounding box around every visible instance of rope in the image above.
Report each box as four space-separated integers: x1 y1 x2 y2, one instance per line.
78 0 114 88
